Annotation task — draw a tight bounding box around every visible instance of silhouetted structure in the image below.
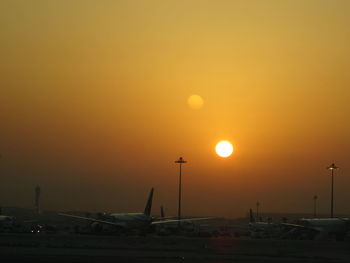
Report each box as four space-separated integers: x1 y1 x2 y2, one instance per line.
313 195 318 218
35 186 41 213
256 201 260 219
327 163 338 218
175 157 187 227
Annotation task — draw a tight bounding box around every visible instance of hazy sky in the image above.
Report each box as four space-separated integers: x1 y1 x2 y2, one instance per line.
1 0 349 217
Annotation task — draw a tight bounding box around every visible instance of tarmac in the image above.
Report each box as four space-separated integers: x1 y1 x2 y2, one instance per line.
1 233 350 263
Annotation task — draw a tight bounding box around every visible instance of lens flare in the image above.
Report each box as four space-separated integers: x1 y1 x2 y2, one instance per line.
187 95 204 109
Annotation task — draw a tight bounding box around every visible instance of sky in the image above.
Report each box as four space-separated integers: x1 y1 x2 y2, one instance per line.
0 0 349 218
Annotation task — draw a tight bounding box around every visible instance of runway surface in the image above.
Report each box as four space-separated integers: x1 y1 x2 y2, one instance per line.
1 233 350 262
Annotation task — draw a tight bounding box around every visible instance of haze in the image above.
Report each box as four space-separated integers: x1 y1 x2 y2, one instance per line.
1 0 349 217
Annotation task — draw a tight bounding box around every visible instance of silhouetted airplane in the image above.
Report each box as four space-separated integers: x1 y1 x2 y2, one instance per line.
287 218 350 241
248 208 350 241
0 215 15 231
60 188 214 232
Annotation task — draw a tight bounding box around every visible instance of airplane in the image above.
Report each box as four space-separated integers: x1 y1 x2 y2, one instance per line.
155 205 198 235
286 218 350 241
248 209 295 238
0 215 15 232
0 214 40 233
248 208 350 241
0 207 15 232
59 188 215 233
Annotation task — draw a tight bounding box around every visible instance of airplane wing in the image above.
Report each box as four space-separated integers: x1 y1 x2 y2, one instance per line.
280 223 322 232
151 217 218 225
154 216 179 220
280 223 307 228
58 213 125 227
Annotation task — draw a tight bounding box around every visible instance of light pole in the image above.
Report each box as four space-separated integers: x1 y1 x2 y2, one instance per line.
256 201 260 220
327 163 338 218
0 154 2 215
175 157 187 226
313 195 318 218
35 186 41 214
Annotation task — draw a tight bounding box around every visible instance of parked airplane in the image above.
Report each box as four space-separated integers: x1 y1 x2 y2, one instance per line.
248 209 296 238
59 188 214 232
155 205 197 235
0 215 15 231
287 218 350 241
248 208 350 241
0 214 41 233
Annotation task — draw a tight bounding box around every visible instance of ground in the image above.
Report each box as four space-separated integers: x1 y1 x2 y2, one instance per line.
1 233 350 262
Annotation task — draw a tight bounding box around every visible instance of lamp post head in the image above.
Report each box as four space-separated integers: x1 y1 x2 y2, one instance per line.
175 157 187 164
327 163 338 170
313 195 318 200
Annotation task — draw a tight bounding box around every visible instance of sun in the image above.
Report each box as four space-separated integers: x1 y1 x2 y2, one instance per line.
215 140 234 158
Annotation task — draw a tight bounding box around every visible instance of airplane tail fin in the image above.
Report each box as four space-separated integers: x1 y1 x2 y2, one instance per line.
249 208 255 223
160 206 165 218
143 188 154 216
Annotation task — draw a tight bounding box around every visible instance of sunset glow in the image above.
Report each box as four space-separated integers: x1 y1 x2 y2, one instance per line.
0 0 349 218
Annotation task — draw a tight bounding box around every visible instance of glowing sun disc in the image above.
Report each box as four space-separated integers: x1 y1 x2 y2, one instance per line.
215 141 233 158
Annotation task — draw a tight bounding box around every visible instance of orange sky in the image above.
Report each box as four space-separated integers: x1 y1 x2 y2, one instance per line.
1 0 349 217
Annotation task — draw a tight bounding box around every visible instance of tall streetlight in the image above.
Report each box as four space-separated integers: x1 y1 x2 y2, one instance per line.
0 154 2 215
327 163 338 218
175 157 187 226
35 186 41 214
256 201 260 220
313 195 318 218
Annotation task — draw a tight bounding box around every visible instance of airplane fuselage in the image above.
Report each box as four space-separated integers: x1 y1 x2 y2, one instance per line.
109 213 153 228
298 218 350 233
